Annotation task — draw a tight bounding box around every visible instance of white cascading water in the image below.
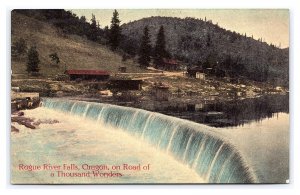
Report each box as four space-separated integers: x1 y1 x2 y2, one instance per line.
41 98 258 183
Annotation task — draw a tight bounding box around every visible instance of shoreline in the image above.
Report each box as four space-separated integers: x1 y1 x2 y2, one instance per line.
11 92 289 132
11 73 289 131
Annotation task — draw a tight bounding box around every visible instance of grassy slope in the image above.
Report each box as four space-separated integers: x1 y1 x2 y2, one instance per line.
11 12 145 76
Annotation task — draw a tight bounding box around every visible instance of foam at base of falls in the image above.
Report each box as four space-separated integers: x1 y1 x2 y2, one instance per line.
42 98 257 183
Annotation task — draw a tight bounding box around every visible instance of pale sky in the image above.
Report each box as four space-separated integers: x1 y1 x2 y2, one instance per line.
71 9 289 48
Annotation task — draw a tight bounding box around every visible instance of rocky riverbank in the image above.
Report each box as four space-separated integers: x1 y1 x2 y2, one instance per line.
11 111 59 133
11 73 288 121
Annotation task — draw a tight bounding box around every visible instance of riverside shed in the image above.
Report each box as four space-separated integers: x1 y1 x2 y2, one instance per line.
65 69 110 81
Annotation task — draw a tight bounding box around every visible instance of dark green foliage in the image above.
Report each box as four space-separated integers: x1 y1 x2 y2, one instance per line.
14 10 288 85
49 52 60 65
219 55 246 80
88 14 99 41
109 10 121 51
12 37 27 57
13 9 104 43
153 26 169 67
119 35 138 57
78 16 89 36
122 16 288 84
27 46 40 73
179 35 193 51
103 25 110 40
230 31 239 43
122 53 130 62
206 34 212 47
138 26 152 68
249 64 269 82
214 63 226 78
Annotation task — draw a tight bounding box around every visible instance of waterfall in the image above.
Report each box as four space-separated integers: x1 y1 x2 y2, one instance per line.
42 98 257 183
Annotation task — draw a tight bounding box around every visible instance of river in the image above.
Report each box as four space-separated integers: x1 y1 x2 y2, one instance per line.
11 94 289 184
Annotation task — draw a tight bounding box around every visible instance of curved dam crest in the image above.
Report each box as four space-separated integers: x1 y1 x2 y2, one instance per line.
42 98 258 183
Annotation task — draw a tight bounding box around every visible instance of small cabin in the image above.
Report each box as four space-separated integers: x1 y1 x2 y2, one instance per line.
156 59 181 71
196 72 206 80
154 83 169 101
65 69 110 81
163 59 179 71
187 66 205 80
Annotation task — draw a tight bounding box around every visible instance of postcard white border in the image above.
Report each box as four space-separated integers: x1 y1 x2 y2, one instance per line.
1 0 299 194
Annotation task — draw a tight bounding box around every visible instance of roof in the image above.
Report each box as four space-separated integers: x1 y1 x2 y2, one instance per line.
188 66 204 71
65 69 110 75
163 58 178 65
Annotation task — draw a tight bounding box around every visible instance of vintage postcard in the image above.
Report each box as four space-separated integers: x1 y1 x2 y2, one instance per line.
10 9 289 184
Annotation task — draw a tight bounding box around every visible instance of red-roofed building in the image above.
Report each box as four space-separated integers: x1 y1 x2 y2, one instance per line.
157 58 181 71
65 69 110 81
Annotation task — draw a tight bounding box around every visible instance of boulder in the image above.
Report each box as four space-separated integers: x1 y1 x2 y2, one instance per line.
17 111 24 116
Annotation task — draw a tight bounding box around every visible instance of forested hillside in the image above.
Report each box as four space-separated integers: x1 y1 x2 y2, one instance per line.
121 17 289 85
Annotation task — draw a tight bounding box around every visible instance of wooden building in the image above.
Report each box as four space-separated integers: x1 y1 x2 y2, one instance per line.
187 66 205 80
65 69 110 81
156 59 181 71
196 72 206 80
108 79 143 90
154 83 169 101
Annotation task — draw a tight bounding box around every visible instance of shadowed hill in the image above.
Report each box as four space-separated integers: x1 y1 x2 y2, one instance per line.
121 16 289 86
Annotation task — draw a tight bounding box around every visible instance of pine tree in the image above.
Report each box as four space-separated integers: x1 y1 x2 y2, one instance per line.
153 26 169 68
26 46 40 73
12 38 27 57
89 14 98 41
206 33 212 47
109 10 121 51
78 16 88 36
80 15 86 23
138 26 152 68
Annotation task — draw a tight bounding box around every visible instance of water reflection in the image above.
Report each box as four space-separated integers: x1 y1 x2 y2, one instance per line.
148 94 289 127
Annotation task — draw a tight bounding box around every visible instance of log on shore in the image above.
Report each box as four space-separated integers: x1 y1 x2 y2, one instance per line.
11 116 36 129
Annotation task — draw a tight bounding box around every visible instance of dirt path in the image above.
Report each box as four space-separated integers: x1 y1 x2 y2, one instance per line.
116 67 185 80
